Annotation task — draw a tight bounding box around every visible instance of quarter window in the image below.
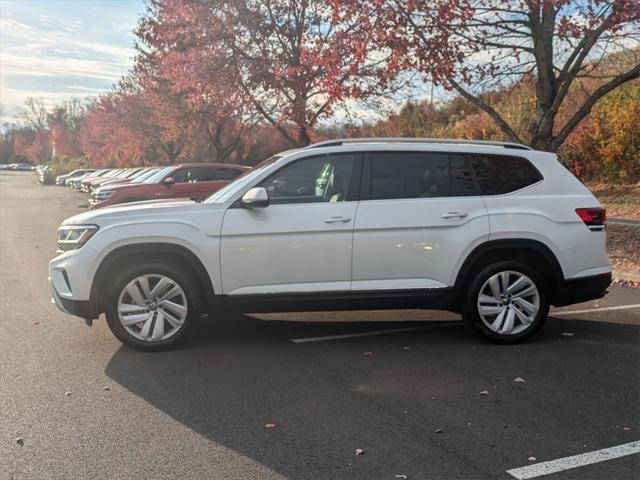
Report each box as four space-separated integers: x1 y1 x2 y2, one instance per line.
468 155 542 195
259 154 355 204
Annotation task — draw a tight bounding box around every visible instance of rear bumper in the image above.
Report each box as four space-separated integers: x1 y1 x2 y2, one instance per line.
553 272 612 307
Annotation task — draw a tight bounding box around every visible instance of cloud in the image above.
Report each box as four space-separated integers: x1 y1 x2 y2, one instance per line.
0 1 141 119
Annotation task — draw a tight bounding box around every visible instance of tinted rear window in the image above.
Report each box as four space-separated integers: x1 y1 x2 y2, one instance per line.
370 152 449 199
467 155 542 195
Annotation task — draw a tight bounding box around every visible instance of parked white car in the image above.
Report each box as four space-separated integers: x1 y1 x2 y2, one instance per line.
55 169 97 186
50 138 611 350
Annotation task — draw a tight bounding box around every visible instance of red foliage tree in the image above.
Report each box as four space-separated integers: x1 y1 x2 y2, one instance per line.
138 0 382 147
331 0 640 151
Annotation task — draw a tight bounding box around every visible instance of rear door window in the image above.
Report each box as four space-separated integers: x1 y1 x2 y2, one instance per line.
371 152 450 200
203 167 243 181
370 152 449 199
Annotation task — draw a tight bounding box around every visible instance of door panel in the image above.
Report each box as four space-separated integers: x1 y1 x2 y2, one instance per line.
352 152 490 289
220 153 359 295
352 197 489 288
221 203 357 295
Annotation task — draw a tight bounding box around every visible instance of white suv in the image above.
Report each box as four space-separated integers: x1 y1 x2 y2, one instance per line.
50 138 611 350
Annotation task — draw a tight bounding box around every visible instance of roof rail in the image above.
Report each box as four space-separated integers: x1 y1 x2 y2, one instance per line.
307 137 533 151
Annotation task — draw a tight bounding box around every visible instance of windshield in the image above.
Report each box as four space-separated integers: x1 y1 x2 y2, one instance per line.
143 166 174 184
205 155 283 204
132 168 160 183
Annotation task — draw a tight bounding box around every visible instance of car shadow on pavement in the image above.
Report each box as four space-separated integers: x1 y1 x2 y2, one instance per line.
104 313 640 479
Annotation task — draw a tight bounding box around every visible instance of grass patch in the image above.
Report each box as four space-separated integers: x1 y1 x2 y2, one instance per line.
587 183 640 219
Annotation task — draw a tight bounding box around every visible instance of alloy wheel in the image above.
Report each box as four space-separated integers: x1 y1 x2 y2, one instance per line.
476 270 540 335
117 274 188 342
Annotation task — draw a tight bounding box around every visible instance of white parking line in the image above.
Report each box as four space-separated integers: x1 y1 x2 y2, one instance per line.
551 304 640 316
506 440 640 479
291 304 640 343
291 324 460 344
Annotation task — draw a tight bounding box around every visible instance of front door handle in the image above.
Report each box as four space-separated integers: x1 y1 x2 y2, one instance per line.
324 216 352 224
441 212 468 219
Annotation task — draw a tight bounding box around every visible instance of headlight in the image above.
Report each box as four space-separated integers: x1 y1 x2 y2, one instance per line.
57 224 99 252
93 190 116 201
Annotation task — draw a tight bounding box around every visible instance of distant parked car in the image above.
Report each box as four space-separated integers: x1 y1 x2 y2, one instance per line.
81 169 125 192
76 169 119 191
56 169 97 186
87 168 147 192
68 169 109 189
12 163 34 171
89 163 248 209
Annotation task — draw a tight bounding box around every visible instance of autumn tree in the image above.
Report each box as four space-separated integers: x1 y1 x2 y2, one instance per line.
134 35 253 163
332 0 640 151
138 0 384 147
81 80 162 167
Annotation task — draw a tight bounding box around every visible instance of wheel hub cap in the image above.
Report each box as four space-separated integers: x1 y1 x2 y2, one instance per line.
476 270 540 335
117 274 188 342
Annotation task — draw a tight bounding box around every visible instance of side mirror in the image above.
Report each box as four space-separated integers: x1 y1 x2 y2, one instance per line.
163 176 176 186
241 187 269 208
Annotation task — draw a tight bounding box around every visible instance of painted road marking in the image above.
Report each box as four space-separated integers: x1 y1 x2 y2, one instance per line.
552 304 640 316
291 304 640 343
291 324 460 343
506 440 640 479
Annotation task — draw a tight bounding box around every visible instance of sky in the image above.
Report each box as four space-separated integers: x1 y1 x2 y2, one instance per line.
0 0 145 124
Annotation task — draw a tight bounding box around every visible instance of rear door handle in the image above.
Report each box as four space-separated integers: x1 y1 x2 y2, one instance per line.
324 216 352 224
441 212 468 219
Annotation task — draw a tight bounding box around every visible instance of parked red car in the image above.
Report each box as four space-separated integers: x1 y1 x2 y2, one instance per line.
88 163 249 209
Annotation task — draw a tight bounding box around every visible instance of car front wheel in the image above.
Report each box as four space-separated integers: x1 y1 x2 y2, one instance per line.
105 262 199 350
462 261 549 343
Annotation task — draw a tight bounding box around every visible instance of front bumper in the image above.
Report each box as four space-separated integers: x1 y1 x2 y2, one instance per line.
49 246 101 319
553 272 612 307
50 281 100 319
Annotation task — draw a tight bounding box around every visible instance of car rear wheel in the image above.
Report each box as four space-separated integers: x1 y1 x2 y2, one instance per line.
462 260 549 343
105 262 200 350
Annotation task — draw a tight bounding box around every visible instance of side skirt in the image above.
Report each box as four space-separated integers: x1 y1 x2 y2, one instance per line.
216 288 459 314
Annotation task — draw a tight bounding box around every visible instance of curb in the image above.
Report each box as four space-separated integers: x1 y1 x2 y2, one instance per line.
613 270 640 283
608 218 640 227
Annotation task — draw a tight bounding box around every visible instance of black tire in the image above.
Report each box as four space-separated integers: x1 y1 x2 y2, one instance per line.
104 261 201 351
461 260 549 343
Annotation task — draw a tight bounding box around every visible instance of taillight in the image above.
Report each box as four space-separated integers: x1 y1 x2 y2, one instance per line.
576 207 606 229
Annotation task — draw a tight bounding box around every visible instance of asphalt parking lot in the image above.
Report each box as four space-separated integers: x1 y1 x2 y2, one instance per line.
1 170 639 480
